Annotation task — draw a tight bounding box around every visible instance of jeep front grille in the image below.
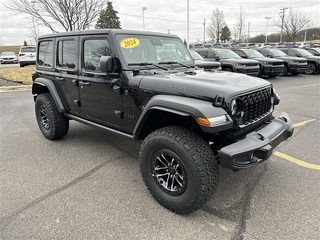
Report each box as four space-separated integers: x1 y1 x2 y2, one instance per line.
240 87 272 126
243 62 258 67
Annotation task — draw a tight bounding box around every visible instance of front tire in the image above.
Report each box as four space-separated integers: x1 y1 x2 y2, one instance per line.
139 126 218 214
35 93 69 140
279 65 288 76
305 63 316 75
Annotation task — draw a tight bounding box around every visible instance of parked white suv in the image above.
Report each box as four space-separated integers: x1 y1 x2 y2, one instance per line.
18 46 36 67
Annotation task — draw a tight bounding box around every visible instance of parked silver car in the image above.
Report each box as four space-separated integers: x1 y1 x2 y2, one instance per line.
0 51 18 64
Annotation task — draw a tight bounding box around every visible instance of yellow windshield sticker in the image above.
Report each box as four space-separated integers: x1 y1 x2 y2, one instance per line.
120 38 140 49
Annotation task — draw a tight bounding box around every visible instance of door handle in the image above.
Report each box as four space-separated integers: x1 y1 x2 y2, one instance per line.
79 81 91 88
56 77 65 81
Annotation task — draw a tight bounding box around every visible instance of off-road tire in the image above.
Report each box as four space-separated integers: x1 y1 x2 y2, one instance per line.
305 63 316 75
35 93 69 140
19 63 24 67
139 126 218 214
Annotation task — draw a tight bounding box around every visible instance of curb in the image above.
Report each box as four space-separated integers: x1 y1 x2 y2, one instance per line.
0 85 32 92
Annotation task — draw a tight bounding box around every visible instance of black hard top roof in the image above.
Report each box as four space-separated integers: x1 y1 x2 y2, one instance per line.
38 29 179 40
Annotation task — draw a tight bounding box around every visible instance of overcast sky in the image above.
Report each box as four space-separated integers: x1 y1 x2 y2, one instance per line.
0 0 319 46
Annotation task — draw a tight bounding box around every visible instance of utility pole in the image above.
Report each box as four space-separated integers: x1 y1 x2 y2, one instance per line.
247 22 250 43
203 19 206 43
280 7 289 43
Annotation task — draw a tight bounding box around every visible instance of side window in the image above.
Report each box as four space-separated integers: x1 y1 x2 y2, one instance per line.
234 50 245 57
198 50 208 58
83 39 112 71
208 51 217 58
260 50 269 57
57 40 76 69
38 41 53 67
288 49 295 56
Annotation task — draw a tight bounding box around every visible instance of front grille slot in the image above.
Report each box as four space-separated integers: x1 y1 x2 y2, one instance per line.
240 88 272 126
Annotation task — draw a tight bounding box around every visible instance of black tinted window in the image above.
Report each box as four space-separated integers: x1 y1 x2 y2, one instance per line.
208 51 218 58
234 50 246 57
57 40 76 69
21 47 36 52
260 49 269 56
38 41 53 67
83 39 111 71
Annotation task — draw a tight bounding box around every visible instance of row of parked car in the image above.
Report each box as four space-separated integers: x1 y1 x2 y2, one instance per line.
190 42 320 50
0 46 37 67
190 47 320 77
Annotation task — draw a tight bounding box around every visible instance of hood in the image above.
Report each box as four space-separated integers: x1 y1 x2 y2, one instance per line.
305 55 320 61
220 58 258 64
137 70 270 102
253 57 283 63
277 56 306 61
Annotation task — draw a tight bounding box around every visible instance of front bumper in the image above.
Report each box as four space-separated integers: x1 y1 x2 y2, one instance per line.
219 112 294 170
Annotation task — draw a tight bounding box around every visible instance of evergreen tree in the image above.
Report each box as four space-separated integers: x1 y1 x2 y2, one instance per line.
220 26 231 43
95 1 121 29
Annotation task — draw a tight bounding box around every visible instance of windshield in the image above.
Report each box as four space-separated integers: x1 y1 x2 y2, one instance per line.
296 49 313 57
1 52 15 56
216 49 241 59
189 50 203 60
269 49 287 57
243 49 264 58
116 34 193 65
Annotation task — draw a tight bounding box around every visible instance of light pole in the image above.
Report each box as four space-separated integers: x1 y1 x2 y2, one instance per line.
142 6 147 31
265 16 271 43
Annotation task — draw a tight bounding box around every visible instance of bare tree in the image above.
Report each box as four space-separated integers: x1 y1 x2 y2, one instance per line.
3 0 106 33
27 20 41 45
207 8 226 43
273 9 311 43
234 5 247 42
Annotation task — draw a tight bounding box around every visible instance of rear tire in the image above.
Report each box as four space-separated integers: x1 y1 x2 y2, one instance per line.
35 93 69 140
19 63 24 67
139 126 218 214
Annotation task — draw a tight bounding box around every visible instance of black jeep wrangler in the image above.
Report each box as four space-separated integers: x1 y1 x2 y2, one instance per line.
32 29 294 214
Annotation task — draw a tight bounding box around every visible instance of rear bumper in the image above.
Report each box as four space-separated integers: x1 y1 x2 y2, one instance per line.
220 112 294 170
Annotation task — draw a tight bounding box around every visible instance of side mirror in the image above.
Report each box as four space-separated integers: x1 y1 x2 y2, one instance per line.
100 56 120 77
241 56 247 59
296 54 302 57
267 54 273 58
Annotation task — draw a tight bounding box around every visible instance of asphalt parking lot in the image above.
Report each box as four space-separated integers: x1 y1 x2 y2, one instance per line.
0 74 319 240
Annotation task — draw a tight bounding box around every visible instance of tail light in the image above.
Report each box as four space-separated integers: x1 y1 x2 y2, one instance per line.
19 54 25 56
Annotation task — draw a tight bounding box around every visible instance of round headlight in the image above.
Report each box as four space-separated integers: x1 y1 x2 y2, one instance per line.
230 99 237 115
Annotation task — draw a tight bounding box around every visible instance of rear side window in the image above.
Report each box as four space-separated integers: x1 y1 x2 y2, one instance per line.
57 40 76 69
38 41 53 67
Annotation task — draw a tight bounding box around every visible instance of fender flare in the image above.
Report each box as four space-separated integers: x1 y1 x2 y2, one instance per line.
32 78 66 113
133 95 230 140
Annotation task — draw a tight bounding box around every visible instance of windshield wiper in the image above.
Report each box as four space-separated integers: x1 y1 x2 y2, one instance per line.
128 62 168 70
158 61 191 68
